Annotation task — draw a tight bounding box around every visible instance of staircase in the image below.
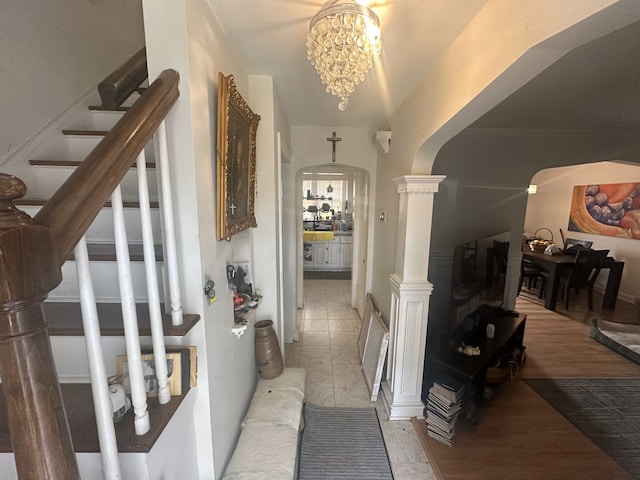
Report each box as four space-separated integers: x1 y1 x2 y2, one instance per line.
0 59 199 479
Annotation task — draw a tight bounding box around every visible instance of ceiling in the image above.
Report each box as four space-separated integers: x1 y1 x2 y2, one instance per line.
208 0 489 129
208 0 640 133
471 18 640 132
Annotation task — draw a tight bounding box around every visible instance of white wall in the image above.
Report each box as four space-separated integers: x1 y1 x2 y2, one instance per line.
0 0 145 167
526 161 640 302
250 76 287 351
142 0 287 478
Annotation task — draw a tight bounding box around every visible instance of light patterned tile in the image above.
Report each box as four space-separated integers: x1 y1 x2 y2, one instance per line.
391 462 436 480
375 398 389 421
301 330 330 346
303 318 329 332
304 364 334 384
329 331 357 347
284 343 300 367
328 319 355 332
300 345 332 363
304 382 335 407
380 420 428 463
352 318 363 333
304 307 328 320
305 291 327 302
334 384 373 408
331 345 360 365
300 345 333 374
327 306 356 319
332 363 366 389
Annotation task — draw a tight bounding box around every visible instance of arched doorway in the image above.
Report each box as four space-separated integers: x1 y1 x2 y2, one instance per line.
293 164 370 341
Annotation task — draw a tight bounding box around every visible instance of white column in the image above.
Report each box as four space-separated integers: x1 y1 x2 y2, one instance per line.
381 175 445 420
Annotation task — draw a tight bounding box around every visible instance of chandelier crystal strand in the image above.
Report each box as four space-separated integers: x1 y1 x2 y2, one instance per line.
306 0 381 111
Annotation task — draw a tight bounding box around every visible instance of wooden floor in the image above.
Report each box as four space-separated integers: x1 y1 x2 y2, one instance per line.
414 291 640 480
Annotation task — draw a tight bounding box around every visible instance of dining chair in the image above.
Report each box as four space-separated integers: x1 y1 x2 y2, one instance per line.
561 249 610 310
518 257 547 296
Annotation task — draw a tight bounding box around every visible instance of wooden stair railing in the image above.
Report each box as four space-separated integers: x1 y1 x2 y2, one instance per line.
0 68 179 480
98 47 147 110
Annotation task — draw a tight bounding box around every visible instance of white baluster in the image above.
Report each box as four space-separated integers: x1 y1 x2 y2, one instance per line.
137 151 171 404
156 120 183 326
112 185 150 435
75 236 122 479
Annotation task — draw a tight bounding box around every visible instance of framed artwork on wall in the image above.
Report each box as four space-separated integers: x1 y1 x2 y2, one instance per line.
216 72 261 241
568 183 640 240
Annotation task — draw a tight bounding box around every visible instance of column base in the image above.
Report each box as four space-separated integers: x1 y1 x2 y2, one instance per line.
380 381 426 420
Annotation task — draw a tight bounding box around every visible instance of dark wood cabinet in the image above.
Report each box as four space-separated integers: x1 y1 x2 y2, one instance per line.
424 310 526 423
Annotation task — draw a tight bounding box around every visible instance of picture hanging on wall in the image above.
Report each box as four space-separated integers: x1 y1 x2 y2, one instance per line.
216 72 261 241
568 183 640 239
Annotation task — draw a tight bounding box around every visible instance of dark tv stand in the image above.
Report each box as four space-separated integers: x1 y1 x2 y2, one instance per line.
424 309 526 424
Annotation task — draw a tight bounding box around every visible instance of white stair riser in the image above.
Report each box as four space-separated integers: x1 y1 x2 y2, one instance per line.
19 205 161 244
90 110 126 130
31 165 157 201
50 261 165 302
52 335 128 382
51 335 182 382
65 134 156 163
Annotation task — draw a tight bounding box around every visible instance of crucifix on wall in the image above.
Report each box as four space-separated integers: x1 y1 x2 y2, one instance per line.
327 131 342 163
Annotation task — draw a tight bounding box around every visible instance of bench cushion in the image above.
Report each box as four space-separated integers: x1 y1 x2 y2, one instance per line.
242 387 303 429
254 367 306 397
222 423 299 480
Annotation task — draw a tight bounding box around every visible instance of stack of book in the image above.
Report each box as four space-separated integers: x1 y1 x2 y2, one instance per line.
425 378 465 446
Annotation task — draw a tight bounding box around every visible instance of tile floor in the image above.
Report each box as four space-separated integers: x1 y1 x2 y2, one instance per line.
285 279 436 479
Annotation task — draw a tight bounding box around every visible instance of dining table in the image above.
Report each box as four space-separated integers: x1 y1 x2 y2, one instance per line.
521 250 624 311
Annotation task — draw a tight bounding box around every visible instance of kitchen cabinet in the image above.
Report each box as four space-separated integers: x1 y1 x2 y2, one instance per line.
340 244 352 267
304 234 352 271
312 242 327 269
327 242 341 269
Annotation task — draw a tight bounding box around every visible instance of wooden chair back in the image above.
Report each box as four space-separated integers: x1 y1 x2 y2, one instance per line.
567 249 609 289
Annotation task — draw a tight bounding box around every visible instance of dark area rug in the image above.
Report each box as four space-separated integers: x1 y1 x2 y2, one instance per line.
590 317 640 366
303 271 351 280
297 403 393 480
525 377 640 478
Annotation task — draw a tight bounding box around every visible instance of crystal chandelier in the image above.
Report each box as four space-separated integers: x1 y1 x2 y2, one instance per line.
306 0 382 111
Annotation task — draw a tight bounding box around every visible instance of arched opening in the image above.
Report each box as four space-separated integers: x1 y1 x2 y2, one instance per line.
294 164 370 340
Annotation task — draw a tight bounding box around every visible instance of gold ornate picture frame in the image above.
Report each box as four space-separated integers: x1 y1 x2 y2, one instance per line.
216 72 261 241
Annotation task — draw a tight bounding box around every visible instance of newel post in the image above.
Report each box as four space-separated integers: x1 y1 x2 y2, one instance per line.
0 174 79 479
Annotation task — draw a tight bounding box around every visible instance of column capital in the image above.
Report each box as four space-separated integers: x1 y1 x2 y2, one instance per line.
390 273 433 295
393 175 446 194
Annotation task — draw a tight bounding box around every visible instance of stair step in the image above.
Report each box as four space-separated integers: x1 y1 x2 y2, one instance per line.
62 129 109 137
57 130 155 163
51 261 162 302
16 198 159 209
17 201 161 248
28 160 156 170
66 243 163 262
89 105 130 112
28 159 157 201
0 383 189 453
88 108 127 130
43 302 200 336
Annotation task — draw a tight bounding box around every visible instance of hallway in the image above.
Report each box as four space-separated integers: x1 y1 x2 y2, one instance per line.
284 278 436 479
